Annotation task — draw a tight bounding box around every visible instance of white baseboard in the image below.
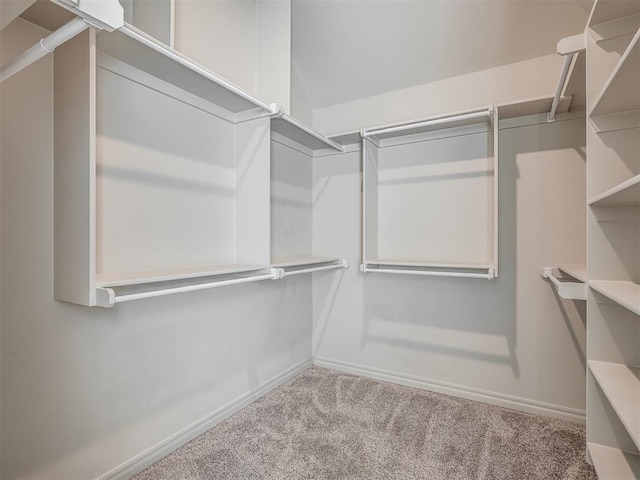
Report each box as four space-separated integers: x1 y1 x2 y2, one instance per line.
314 357 586 425
98 358 313 480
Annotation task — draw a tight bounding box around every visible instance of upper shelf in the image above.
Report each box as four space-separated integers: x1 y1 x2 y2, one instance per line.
361 107 493 145
270 114 346 153
97 24 277 122
590 27 640 117
589 174 640 206
589 0 640 28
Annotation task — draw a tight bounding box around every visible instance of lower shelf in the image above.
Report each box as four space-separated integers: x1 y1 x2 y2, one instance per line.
271 256 349 277
588 361 640 452
588 442 640 479
362 259 496 280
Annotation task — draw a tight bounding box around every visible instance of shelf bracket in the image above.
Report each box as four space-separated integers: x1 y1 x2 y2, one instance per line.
540 266 587 300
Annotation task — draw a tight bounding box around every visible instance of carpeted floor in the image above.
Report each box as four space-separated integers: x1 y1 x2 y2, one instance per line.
133 367 596 480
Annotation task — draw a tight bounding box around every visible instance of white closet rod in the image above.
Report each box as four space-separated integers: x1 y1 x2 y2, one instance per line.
362 109 491 138
119 24 278 115
104 272 276 305
0 17 90 83
278 260 349 278
361 266 494 280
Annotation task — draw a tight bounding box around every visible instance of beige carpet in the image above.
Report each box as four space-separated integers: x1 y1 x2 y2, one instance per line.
133 367 596 480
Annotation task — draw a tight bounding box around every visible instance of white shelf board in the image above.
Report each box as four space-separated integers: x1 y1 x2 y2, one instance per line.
588 442 640 479
590 109 640 132
362 108 492 143
589 361 640 451
496 95 572 120
367 258 494 270
96 264 267 287
271 115 345 152
589 0 640 29
558 264 588 283
97 24 275 118
590 28 640 117
271 256 342 268
589 174 640 206
590 280 640 316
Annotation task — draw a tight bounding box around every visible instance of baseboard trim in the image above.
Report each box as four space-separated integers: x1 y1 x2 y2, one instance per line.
98 358 313 480
314 357 586 425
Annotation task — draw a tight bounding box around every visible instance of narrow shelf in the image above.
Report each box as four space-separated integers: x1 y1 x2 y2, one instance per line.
589 361 640 451
271 256 342 268
362 107 493 144
588 442 640 479
367 259 495 270
96 264 267 287
271 114 345 153
589 0 640 29
496 95 572 120
590 28 640 117
271 256 348 277
363 259 495 280
558 264 588 283
97 24 276 121
590 109 640 132
589 174 640 206
590 280 640 316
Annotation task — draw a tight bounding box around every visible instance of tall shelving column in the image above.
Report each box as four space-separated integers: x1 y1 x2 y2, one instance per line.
585 0 640 477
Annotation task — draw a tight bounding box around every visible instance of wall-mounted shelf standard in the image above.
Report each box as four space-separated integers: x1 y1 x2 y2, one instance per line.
589 361 640 451
540 266 587 300
588 442 640 479
361 107 498 280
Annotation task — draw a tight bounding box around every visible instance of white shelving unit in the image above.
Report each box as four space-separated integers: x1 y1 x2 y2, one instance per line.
50 9 279 307
270 114 348 277
585 0 640 475
361 107 499 279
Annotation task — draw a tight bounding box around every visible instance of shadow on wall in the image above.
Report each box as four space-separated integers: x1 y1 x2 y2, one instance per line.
313 116 587 387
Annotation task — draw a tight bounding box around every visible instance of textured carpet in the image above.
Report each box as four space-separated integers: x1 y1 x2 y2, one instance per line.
133 367 596 480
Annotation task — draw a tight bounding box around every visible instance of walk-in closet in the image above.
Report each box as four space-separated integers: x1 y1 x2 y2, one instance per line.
0 0 638 478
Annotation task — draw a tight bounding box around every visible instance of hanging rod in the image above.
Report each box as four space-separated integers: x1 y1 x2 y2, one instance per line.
96 271 277 307
276 260 349 278
548 33 586 123
360 265 495 280
361 108 492 139
0 17 91 83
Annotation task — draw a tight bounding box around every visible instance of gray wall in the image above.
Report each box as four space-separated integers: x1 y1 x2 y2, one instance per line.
313 115 588 420
0 19 312 480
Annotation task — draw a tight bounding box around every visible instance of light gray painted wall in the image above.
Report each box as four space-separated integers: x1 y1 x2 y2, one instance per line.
0 19 312 480
313 116 587 417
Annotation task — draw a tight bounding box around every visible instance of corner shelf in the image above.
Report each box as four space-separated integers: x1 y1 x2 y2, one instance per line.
589 361 640 451
271 256 348 277
590 27 640 117
590 280 640 316
589 174 640 206
270 113 345 154
588 442 640 479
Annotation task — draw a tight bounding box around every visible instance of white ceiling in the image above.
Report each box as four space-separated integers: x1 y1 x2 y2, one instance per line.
292 0 593 108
